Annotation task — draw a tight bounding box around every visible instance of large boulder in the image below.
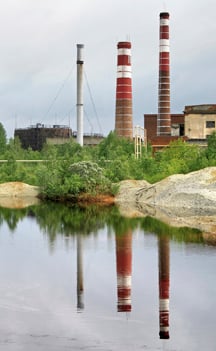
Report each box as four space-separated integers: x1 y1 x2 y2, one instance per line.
115 167 216 233
116 167 216 211
0 182 40 208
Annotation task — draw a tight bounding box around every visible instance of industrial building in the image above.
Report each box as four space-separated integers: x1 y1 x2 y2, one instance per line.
14 124 103 151
144 113 184 143
144 105 216 149
14 124 72 151
184 104 216 140
143 12 216 150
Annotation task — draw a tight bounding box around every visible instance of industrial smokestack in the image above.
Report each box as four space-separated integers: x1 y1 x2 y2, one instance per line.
115 42 133 139
76 44 84 146
158 236 170 339
115 230 132 312
157 12 171 136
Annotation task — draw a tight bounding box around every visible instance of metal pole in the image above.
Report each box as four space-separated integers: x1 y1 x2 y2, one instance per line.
76 44 84 146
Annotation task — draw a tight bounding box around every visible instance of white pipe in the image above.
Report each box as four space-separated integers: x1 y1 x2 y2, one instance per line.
76 44 84 146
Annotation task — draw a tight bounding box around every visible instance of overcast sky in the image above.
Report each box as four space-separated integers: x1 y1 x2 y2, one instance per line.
0 0 216 139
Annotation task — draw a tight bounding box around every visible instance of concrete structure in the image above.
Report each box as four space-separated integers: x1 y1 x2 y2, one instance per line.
76 44 84 146
145 114 184 142
158 236 170 339
14 125 104 151
157 12 171 136
15 124 72 151
115 42 133 139
115 230 132 312
184 104 216 140
72 132 104 146
144 113 186 152
144 104 216 150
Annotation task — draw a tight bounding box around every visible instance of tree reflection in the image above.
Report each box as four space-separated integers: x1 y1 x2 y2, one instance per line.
0 202 204 247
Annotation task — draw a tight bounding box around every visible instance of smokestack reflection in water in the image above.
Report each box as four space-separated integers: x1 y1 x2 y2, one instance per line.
158 236 170 339
115 231 132 312
77 235 84 311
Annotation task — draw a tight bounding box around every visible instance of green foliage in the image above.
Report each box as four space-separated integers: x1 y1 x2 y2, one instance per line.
0 129 215 198
0 203 203 245
69 161 113 194
98 131 134 160
0 123 7 156
205 131 216 164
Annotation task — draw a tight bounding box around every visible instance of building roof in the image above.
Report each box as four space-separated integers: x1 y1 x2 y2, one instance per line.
184 104 216 114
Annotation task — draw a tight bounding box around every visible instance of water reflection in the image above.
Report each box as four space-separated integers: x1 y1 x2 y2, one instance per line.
0 202 216 350
77 235 84 311
158 236 170 339
115 230 132 312
114 229 171 338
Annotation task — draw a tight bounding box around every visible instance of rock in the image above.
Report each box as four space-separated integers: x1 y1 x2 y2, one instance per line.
0 182 40 197
115 167 216 234
0 182 40 208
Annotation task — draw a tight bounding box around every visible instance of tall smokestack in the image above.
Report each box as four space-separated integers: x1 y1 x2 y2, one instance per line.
76 44 84 146
115 231 132 312
157 12 171 136
158 236 170 339
115 42 133 139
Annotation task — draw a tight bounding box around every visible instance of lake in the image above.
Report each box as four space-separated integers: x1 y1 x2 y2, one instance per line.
0 202 215 351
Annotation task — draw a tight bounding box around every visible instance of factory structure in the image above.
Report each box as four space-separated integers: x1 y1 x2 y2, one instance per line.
14 44 103 151
115 42 133 139
14 124 103 151
14 11 216 151
142 12 216 151
114 11 216 151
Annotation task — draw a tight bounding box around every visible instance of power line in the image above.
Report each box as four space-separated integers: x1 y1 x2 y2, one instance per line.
84 70 103 134
42 64 76 123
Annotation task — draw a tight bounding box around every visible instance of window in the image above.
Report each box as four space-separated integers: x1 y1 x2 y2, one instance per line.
206 121 215 128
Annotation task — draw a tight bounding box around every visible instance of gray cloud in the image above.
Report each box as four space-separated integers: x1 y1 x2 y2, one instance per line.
0 0 216 138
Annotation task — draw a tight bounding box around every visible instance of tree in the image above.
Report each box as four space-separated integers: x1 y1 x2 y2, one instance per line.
206 131 216 162
0 123 7 156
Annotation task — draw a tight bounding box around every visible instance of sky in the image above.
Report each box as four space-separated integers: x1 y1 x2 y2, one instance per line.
0 0 216 139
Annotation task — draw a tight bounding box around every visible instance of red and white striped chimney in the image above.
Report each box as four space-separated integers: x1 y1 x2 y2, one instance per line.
158 236 170 339
157 12 171 136
115 231 132 312
115 42 133 139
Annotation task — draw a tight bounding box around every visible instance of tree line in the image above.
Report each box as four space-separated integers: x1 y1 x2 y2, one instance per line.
0 122 215 199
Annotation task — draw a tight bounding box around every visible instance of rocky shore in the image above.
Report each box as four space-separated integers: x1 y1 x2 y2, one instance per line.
115 167 216 234
0 167 216 234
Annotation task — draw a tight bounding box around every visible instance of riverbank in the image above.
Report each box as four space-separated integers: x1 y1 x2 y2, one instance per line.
0 167 216 233
115 167 216 234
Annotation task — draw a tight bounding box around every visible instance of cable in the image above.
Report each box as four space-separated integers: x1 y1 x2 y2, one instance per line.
42 64 76 123
84 70 103 134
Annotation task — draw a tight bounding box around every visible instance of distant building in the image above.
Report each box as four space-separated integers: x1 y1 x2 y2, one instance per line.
15 124 72 151
14 124 104 151
184 104 216 140
144 113 184 143
144 104 216 151
144 114 186 152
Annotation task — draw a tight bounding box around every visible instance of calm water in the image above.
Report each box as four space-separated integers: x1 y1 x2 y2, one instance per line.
0 203 215 351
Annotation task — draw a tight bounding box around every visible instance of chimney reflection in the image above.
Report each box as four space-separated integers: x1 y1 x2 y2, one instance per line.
77 235 84 311
158 236 170 339
115 230 132 312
